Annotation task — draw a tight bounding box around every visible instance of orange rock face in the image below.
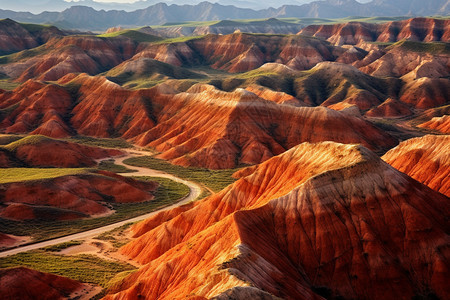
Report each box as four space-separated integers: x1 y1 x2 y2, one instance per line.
382 135 450 197
0 81 74 137
68 74 157 138
1 75 397 168
105 142 449 300
418 115 450 133
0 171 158 221
0 267 86 300
134 83 396 168
365 98 412 118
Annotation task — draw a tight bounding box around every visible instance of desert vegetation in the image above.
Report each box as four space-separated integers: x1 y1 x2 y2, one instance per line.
124 156 238 192
0 251 135 288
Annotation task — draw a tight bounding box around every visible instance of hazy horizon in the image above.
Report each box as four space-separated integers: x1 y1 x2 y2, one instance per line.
1 0 375 14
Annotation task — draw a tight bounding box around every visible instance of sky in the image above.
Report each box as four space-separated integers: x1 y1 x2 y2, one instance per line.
69 0 373 3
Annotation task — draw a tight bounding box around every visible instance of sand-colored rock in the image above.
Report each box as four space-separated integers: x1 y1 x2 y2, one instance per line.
382 135 450 197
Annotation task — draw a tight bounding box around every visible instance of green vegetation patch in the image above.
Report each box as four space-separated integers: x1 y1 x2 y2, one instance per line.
19 23 53 34
0 168 89 184
66 136 132 149
98 29 163 43
388 40 450 54
124 156 238 192
0 79 20 91
3 135 51 151
0 251 135 288
155 35 205 45
42 240 83 252
0 134 23 145
0 44 49 65
106 57 206 89
98 159 137 173
140 176 190 202
236 69 283 80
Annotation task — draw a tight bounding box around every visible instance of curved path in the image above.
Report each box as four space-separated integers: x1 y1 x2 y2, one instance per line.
0 150 202 258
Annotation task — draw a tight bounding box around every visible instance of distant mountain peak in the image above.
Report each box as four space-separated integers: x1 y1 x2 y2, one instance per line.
0 0 448 30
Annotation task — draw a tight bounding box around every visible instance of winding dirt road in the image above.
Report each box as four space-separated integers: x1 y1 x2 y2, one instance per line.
0 150 202 258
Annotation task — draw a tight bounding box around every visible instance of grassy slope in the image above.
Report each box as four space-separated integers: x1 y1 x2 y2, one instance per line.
0 80 20 91
388 40 450 54
0 134 23 145
0 44 49 65
105 57 206 89
98 159 137 173
98 29 163 43
153 16 434 29
65 136 132 149
0 251 135 288
0 168 90 184
123 156 238 193
3 135 51 151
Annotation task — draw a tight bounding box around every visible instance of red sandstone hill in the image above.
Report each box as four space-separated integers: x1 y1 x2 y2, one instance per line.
357 42 450 79
0 135 122 168
299 18 450 46
130 33 337 73
0 75 397 168
0 19 64 55
105 141 449 300
292 61 450 116
0 267 91 300
134 83 396 168
382 135 450 197
418 115 450 133
0 35 136 81
0 80 77 137
0 170 157 221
